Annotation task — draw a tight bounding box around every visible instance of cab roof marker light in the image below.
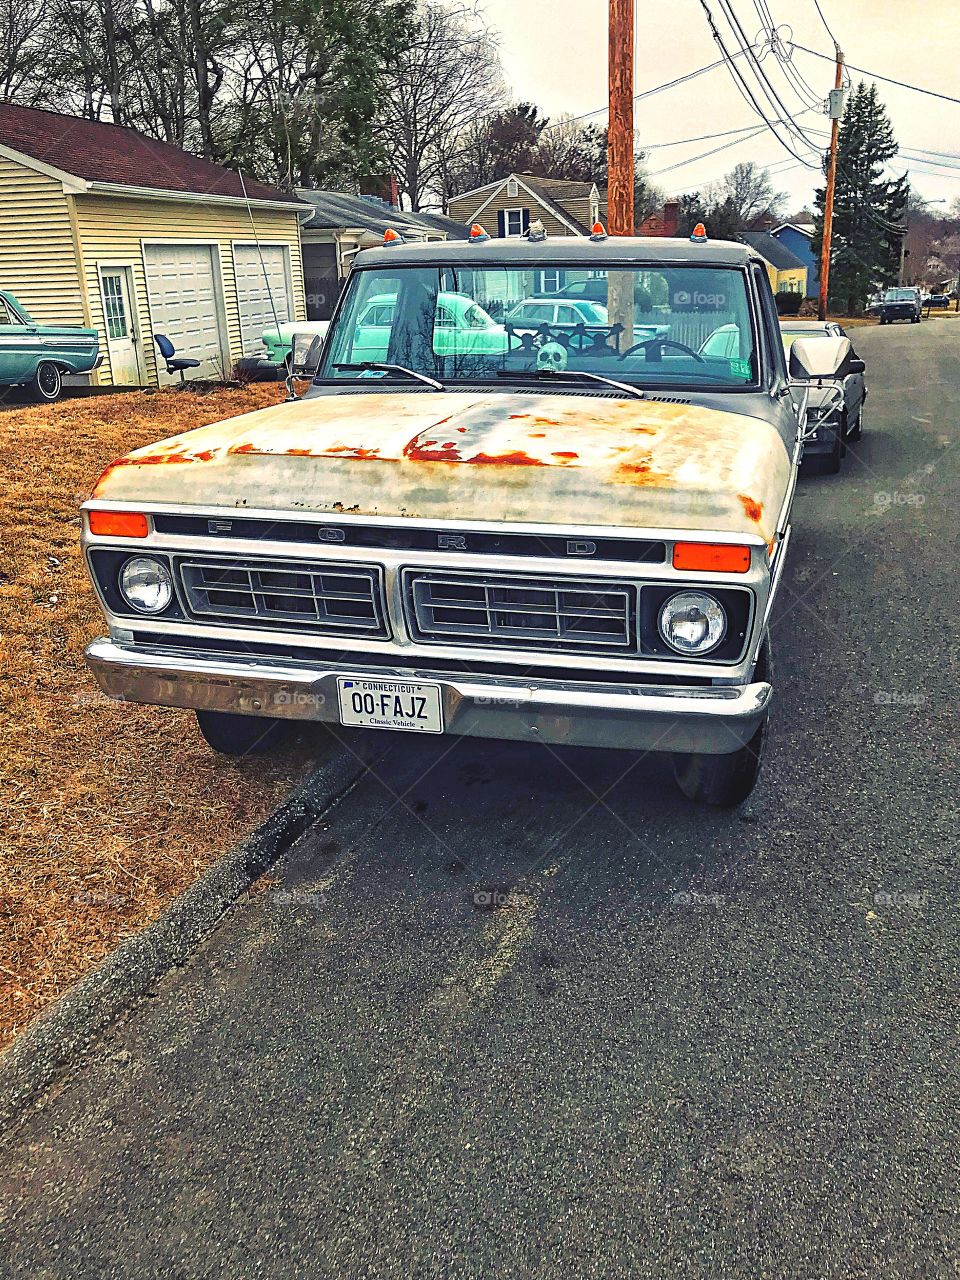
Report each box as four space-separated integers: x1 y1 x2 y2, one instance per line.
690 222 708 243
383 228 404 245
590 222 607 241
527 219 547 242
468 223 489 242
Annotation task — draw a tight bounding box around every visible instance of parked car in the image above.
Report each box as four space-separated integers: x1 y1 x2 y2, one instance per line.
875 287 922 324
506 296 610 327
0 290 101 401
236 321 330 380
551 276 610 305
353 291 508 362
780 320 866 471
82 233 857 807
928 293 951 310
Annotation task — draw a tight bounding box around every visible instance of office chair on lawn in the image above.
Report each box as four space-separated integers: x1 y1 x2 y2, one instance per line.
154 333 202 382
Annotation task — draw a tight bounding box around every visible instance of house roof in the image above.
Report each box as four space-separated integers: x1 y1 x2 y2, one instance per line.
773 220 814 238
296 189 468 239
448 172 603 236
0 103 298 204
740 231 807 271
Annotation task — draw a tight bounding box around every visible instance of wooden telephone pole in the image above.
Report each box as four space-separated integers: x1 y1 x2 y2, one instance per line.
818 45 845 320
608 0 634 235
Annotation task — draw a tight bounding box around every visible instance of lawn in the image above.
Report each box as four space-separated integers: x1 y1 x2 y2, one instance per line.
0 384 326 1048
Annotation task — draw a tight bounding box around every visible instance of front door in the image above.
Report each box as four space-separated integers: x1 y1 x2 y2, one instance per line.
100 268 142 385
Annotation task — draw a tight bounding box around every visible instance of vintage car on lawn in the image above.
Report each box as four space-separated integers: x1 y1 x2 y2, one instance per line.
243 320 330 380
780 319 867 473
0 290 101 401
82 229 860 806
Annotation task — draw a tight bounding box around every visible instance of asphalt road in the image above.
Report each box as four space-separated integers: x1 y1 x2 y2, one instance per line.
4 317 960 1279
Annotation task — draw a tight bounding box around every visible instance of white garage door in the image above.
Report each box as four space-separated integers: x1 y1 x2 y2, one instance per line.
234 244 292 356
143 243 225 383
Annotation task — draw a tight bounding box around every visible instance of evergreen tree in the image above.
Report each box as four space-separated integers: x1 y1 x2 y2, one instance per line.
812 81 907 313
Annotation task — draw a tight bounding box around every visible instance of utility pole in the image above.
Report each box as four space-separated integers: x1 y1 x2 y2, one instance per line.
818 45 844 320
607 0 634 235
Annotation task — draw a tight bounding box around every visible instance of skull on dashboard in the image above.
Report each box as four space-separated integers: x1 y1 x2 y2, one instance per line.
536 341 568 373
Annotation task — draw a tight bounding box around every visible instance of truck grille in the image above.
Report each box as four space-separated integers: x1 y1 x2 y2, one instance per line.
177 557 387 636
404 570 635 654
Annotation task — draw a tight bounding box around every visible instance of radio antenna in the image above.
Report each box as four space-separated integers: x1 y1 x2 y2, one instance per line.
238 169 297 400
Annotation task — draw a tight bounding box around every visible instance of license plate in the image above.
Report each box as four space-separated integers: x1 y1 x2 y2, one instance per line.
337 677 443 734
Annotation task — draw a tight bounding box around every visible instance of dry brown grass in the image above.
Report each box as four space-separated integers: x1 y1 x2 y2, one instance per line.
0 384 325 1048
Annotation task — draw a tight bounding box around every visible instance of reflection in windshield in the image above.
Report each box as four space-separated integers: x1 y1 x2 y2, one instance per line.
317 264 758 389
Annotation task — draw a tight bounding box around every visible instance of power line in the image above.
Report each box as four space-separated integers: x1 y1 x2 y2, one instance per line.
697 0 821 170
716 0 824 154
646 125 769 177
539 50 750 133
794 43 960 107
811 0 841 48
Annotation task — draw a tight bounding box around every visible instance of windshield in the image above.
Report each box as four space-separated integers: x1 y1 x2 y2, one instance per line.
317 264 758 389
885 289 916 301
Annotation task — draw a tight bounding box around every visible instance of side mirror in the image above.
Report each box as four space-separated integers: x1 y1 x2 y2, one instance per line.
290 330 325 378
848 357 865 375
789 335 857 381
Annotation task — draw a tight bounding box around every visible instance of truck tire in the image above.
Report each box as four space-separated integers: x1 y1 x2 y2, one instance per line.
195 709 285 756
672 637 771 807
28 361 63 403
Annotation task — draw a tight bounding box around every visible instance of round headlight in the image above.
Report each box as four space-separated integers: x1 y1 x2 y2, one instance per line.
119 556 173 614
659 591 726 655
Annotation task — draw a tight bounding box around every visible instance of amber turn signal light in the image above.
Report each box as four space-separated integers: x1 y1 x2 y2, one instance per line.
88 510 149 538
673 542 750 573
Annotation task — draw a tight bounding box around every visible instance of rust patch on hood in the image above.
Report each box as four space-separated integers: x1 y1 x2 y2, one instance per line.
469 451 544 467
738 494 764 522
403 437 463 462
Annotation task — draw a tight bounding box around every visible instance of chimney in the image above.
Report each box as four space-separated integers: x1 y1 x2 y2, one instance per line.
663 200 680 237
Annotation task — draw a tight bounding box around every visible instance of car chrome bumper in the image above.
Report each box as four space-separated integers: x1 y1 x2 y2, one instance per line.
85 639 772 755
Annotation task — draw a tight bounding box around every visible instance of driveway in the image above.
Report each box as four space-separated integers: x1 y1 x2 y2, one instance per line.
2 320 959 1278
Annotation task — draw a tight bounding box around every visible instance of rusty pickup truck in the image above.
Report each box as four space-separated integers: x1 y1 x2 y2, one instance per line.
82 230 855 805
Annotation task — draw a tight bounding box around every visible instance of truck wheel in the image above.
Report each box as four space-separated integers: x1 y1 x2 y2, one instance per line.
672 637 771 807
195 709 285 756
29 361 63 403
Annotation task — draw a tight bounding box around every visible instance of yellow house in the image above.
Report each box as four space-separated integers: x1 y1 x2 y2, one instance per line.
741 231 808 296
0 103 307 387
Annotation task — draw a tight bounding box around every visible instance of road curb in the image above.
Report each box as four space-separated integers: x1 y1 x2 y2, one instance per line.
0 744 377 1131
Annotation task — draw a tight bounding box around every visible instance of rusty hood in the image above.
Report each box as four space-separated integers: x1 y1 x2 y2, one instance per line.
92 391 791 542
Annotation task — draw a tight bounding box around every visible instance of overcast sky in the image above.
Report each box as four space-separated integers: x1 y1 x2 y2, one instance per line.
479 0 960 215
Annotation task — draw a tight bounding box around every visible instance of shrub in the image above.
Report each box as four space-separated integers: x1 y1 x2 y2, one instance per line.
775 290 803 316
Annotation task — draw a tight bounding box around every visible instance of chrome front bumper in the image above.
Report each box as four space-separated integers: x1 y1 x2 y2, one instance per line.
86 639 772 756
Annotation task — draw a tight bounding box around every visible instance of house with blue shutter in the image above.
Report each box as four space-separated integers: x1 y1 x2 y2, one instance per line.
770 222 819 297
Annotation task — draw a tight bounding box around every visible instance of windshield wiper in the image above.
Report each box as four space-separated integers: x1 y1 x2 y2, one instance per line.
334 362 444 390
496 369 644 399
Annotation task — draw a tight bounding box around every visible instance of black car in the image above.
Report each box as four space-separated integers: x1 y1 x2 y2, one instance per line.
928 292 951 310
550 276 609 305
877 287 922 324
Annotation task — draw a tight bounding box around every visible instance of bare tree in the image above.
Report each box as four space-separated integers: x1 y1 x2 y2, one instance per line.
716 161 786 225
380 1 503 210
0 0 50 102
